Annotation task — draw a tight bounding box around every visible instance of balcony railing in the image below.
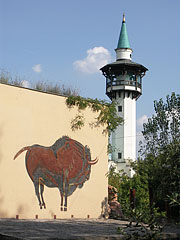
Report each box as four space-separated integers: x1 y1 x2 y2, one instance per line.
106 79 141 89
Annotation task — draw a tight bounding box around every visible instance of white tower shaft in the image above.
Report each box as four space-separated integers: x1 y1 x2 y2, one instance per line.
112 92 136 177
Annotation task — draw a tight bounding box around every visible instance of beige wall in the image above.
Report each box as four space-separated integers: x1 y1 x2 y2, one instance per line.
0 84 108 219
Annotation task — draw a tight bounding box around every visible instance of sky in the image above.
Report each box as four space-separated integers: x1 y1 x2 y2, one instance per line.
0 0 180 144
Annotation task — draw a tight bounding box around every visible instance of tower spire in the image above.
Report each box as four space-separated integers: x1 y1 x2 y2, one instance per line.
117 13 130 49
116 13 132 60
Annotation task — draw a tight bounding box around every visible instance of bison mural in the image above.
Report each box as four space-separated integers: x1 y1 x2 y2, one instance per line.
14 136 98 211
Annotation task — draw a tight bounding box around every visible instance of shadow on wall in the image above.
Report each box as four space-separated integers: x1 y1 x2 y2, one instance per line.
0 128 3 165
0 187 8 218
49 210 55 218
17 204 29 216
0 130 7 217
100 197 109 219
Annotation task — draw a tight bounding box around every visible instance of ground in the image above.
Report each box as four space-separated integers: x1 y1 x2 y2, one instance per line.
0 218 179 240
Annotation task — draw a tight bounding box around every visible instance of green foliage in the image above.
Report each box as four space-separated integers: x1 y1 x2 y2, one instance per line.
140 92 180 156
70 114 85 131
108 92 179 228
108 164 167 227
167 193 180 206
139 92 180 221
66 95 123 134
108 166 151 223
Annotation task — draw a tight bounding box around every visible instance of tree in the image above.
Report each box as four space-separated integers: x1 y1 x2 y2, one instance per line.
139 92 180 220
108 93 180 223
140 92 180 155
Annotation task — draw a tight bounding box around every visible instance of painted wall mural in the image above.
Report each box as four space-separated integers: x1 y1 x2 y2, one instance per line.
14 136 98 211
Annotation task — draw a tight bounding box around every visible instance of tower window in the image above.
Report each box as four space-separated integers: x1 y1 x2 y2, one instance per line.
118 152 122 159
118 106 122 112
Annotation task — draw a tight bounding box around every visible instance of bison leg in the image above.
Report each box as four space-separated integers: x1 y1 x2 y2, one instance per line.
57 175 64 211
40 183 46 209
34 181 43 209
59 191 67 211
63 181 69 211
64 195 67 211
61 194 64 211
58 190 64 211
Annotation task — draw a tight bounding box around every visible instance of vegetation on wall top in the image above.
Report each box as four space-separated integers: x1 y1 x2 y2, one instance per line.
66 95 123 134
0 70 79 96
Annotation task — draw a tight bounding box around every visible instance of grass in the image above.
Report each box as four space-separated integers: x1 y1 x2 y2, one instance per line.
0 70 79 96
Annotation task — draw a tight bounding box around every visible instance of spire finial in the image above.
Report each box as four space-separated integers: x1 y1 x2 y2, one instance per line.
123 13 125 23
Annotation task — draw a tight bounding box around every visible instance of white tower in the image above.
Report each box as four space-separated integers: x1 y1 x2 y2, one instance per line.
100 14 148 177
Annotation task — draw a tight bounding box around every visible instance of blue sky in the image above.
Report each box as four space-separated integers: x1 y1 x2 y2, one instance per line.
0 0 180 134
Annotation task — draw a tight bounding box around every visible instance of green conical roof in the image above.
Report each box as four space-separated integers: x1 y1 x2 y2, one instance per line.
117 14 130 49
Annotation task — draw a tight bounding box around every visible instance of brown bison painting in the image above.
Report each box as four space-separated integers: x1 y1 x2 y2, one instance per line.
14 136 98 211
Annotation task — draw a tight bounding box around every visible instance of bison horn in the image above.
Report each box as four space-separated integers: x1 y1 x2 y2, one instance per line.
88 157 98 165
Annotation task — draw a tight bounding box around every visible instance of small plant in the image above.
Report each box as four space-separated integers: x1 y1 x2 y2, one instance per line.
13 76 24 87
46 84 61 94
34 81 47 92
0 70 11 84
60 84 79 96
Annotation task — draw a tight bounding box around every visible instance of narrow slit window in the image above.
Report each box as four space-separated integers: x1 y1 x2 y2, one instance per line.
118 106 122 112
118 152 122 159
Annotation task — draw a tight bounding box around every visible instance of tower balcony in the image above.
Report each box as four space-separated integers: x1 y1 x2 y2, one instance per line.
100 59 148 101
106 77 142 100
106 78 141 89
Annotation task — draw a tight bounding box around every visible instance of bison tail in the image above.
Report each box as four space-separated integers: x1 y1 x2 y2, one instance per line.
14 146 30 160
